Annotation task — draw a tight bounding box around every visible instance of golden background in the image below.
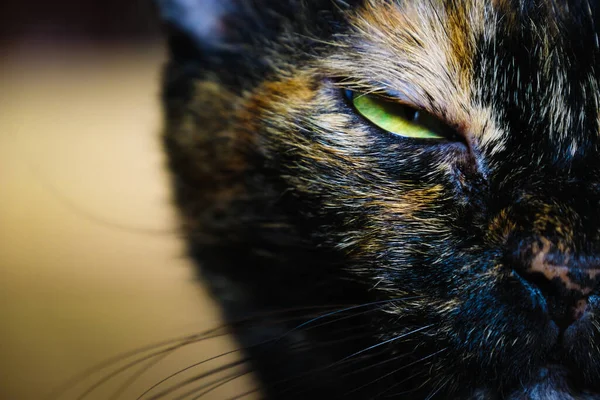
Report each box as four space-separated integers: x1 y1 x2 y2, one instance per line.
0 42 252 399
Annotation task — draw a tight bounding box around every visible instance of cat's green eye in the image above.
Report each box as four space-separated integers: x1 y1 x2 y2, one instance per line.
347 91 448 140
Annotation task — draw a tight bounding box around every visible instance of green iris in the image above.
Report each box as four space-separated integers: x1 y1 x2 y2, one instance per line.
350 91 446 140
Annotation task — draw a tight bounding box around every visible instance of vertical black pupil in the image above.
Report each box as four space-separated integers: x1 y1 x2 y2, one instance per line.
400 106 418 121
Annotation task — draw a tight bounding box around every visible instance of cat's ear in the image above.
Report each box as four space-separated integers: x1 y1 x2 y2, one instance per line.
155 0 298 63
155 0 234 59
155 0 355 62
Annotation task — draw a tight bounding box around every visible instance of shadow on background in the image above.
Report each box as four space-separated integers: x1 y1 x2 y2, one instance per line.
0 2 253 399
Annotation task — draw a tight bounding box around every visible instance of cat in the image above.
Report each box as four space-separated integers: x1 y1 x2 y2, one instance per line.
155 0 600 399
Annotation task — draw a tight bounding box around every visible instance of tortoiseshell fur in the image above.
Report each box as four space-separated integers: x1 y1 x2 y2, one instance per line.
158 0 600 398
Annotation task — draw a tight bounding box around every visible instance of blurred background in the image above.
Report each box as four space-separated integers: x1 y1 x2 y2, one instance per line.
0 2 252 399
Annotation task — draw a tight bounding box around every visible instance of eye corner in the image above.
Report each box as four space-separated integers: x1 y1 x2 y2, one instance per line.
343 89 354 101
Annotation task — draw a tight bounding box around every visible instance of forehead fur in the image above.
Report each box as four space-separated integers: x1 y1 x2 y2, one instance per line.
482 0 600 155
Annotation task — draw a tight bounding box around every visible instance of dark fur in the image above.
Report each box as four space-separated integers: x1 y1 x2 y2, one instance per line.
156 0 600 398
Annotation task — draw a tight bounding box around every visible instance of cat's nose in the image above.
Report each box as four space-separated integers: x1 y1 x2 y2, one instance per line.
510 238 600 328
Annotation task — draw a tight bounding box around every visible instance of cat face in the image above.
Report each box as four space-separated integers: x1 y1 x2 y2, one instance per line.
158 0 600 398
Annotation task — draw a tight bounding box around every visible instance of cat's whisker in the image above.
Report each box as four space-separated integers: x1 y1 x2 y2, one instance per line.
423 376 453 400
271 322 438 397
224 300 426 397
58 298 429 399
344 347 448 397
108 351 172 400
382 376 435 398
335 324 435 364
143 358 250 400
301 302 394 331
221 387 261 400
135 346 249 399
381 363 452 399
339 349 414 378
45 331 220 400
273 351 386 397
28 162 178 237
278 337 390 386
49 304 360 399
135 314 357 397
165 308 395 398
76 337 206 400
139 320 378 399
377 370 428 398
283 296 424 334
180 369 252 400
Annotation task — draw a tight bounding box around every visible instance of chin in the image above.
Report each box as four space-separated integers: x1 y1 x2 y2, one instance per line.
471 366 598 400
462 297 600 400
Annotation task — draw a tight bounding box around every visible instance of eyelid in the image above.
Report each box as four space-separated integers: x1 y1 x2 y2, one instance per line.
344 88 439 124
373 88 424 108
342 81 427 109
344 89 420 112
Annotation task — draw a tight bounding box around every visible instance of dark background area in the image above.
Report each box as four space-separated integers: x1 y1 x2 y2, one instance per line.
0 1 161 42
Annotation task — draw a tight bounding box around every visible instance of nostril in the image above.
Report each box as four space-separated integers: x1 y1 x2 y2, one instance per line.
515 266 597 330
517 269 559 296
572 298 590 321
505 236 600 329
